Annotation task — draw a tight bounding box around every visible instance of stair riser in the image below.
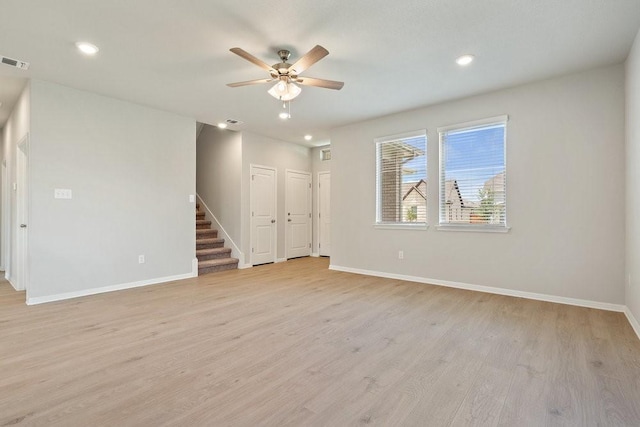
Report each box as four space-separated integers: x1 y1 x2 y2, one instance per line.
196 224 211 230
197 252 232 261
199 262 238 274
197 242 224 250
197 230 218 238
196 213 205 219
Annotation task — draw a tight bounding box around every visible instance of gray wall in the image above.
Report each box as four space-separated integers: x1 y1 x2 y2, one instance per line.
241 131 311 262
27 80 196 300
626 29 640 323
196 125 242 256
330 64 626 304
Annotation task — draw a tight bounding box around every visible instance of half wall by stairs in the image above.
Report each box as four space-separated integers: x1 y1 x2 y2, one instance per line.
196 204 239 274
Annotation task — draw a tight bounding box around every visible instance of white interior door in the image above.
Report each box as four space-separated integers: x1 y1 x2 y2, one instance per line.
318 172 331 257
285 170 311 259
250 165 276 266
16 136 29 291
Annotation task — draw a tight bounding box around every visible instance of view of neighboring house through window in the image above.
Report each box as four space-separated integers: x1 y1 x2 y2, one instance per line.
375 131 427 225
438 116 507 228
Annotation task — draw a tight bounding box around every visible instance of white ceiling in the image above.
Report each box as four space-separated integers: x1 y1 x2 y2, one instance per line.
1 0 639 146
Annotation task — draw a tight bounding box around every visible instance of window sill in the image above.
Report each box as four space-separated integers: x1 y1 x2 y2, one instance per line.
374 223 429 230
436 224 511 233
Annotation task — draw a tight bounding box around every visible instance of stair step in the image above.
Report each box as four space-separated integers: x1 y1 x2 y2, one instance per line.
196 229 218 238
196 212 205 219
196 203 200 209
196 247 232 261
196 220 212 229
198 257 239 275
196 238 225 249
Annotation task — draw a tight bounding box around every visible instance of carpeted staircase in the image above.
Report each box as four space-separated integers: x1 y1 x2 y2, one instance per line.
196 204 239 274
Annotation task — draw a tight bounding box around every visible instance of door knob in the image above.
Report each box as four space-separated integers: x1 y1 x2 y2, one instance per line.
271 219 276 223
288 219 292 222
20 224 27 228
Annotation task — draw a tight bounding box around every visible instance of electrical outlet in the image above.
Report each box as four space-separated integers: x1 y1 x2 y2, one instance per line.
139 255 145 264
398 250 404 260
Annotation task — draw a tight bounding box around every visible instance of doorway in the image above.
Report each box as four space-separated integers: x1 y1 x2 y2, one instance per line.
250 165 277 266
318 171 331 257
285 170 311 259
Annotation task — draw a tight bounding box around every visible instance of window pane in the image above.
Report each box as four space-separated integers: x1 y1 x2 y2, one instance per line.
376 133 427 224
440 122 506 226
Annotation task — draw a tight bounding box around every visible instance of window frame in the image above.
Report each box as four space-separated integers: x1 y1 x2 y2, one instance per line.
374 130 428 229
437 115 510 233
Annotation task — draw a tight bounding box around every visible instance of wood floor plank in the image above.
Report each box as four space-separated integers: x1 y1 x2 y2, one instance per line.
0 257 639 426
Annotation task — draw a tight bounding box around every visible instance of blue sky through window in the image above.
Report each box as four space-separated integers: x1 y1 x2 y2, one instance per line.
443 125 505 202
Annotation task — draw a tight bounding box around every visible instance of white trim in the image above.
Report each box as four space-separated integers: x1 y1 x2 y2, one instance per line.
26 269 197 305
6 274 18 291
196 194 245 266
374 129 427 144
276 258 287 263
328 264 626 313
192 257 199 276
437 114 509 133
624 307 640 340
436 224 510 233
374 223 428 230
311 252 320 257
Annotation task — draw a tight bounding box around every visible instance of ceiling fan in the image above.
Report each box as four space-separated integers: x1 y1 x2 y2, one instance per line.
226 45 344 101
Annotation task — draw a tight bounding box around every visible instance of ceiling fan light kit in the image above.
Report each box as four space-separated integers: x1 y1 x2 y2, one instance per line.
268 80 301 101
227 45 344 119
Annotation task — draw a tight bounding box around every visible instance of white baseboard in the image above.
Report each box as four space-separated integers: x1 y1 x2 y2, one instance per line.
329 264 626 313
276 258 286 263
239 263 252 269
196 194 245 266
26 270 197 305
311 252 319 258
624 307 640 340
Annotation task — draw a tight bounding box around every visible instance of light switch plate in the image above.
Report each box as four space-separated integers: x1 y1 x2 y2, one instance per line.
54 189 72 199
189 194 195 203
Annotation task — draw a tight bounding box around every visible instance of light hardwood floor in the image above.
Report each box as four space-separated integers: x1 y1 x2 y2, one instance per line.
1 257 639 426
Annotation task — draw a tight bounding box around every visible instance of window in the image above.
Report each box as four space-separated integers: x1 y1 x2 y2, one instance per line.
375 131 427 225
438 116 507 230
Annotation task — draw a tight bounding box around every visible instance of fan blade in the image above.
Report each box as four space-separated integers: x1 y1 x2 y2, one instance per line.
296 76 344 90
289 45 329 74
229 48 275 72
227 78 274 87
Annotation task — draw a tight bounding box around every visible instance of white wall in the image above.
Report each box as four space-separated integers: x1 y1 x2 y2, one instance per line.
1 82 30 288
196 125 243 259
331 64 625 305
626 29 640 324
311 146 330 255
27 80 196 301
241 131 311 262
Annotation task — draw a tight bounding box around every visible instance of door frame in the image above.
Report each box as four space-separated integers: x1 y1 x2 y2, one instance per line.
16 134 29 292
284 169 311 260
317 171 330 257
249 164 277 266
1 159 8 273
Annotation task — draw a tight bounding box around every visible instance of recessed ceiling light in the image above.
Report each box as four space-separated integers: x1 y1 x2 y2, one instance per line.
279 112 290 120
456 54 474 66
304 135 313 141
76 42 99 55
217 122 228 129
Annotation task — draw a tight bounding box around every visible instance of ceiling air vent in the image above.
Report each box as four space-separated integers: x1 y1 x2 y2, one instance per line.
226 119 243 125
1 55 30 70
